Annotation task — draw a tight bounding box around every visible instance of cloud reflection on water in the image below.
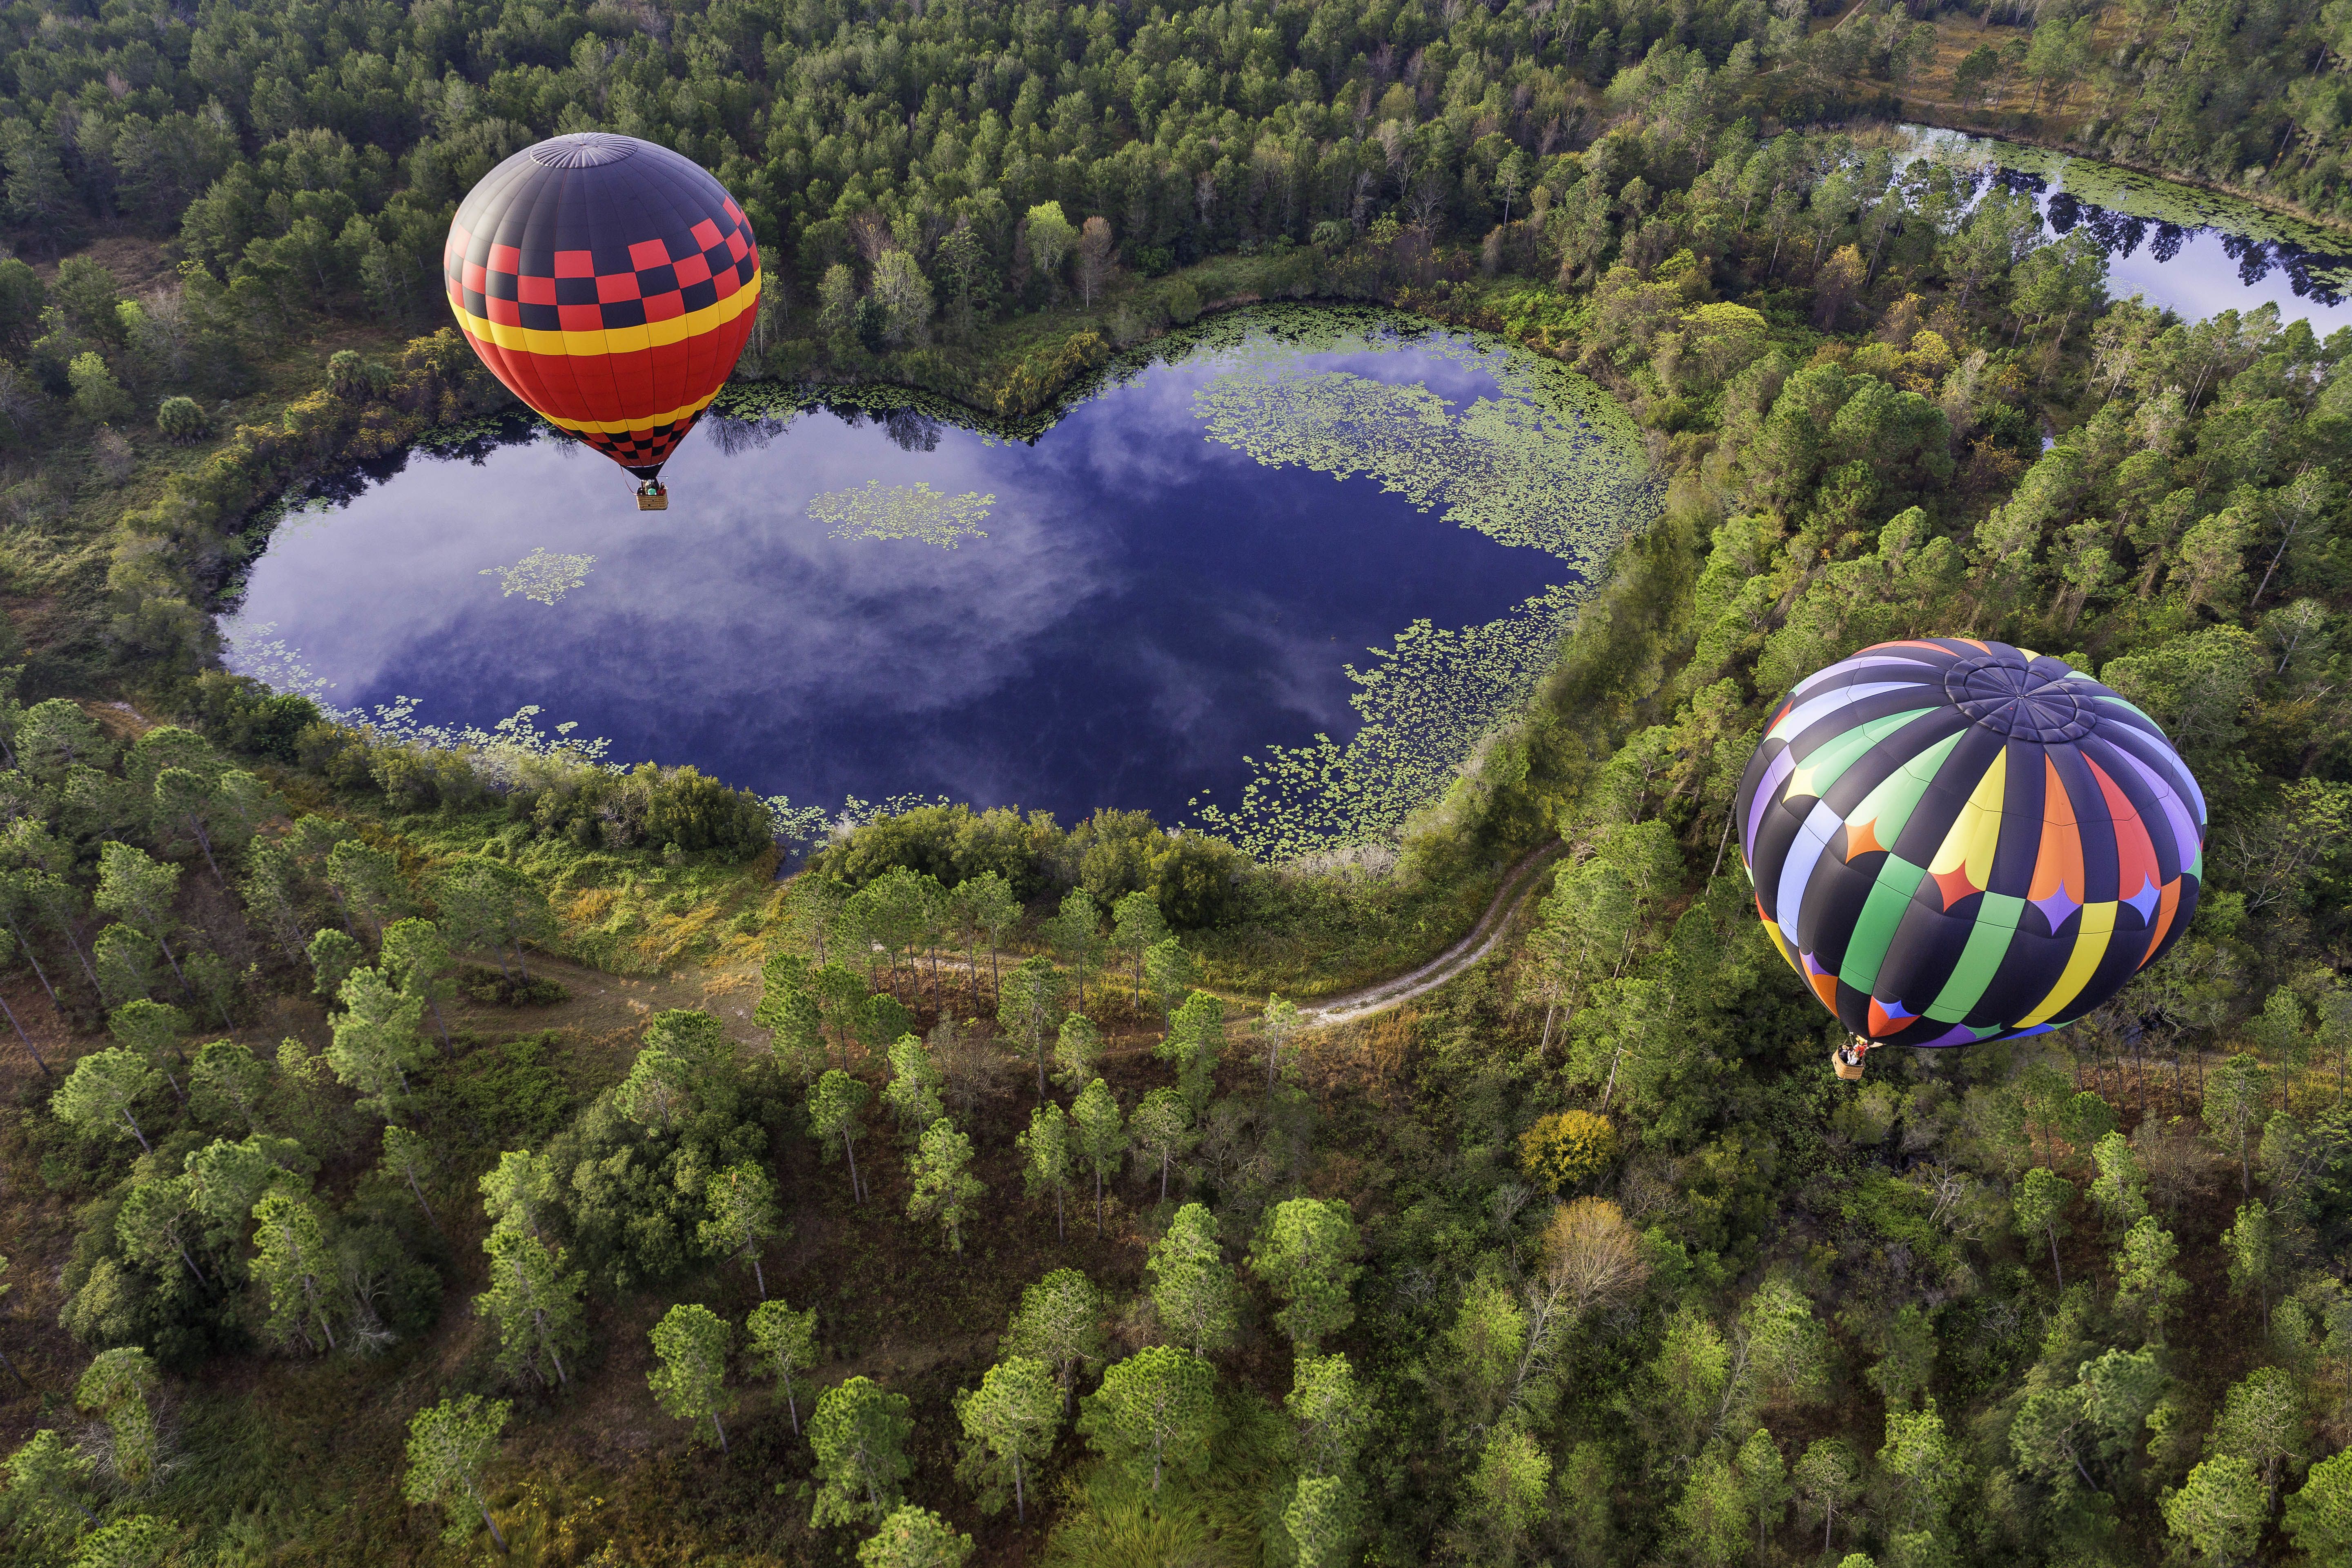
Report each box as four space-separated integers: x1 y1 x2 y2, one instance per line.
223 330 1584 826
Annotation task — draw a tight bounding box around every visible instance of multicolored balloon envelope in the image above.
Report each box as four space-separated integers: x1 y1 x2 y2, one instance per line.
1735 639 2205 1049
444 132 761 484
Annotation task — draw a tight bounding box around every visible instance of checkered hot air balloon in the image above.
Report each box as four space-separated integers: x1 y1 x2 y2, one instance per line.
1735 639 2205 1055
444 133 761 501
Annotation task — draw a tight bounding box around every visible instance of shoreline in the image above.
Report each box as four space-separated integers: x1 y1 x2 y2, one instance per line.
1889 109 2352 246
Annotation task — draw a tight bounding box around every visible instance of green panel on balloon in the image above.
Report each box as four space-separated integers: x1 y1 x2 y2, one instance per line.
1838 855 1926 996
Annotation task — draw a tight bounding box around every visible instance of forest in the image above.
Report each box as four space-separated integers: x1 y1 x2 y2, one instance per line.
0 0 2349 1564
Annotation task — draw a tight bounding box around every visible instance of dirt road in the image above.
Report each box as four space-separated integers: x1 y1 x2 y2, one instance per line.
1303 840 1565 1026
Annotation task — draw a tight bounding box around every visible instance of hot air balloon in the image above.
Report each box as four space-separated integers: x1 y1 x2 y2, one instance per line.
443 132 762 509
1734 639 2205 1079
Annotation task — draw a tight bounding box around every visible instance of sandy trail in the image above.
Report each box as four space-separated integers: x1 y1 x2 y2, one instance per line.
1302 840 1566 1026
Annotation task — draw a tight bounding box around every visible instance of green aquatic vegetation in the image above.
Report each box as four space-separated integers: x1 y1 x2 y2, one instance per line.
1194 370 1635 570
1181 311 1652 859
809 481 995 548
479 547 597 606
1192 584 1590 860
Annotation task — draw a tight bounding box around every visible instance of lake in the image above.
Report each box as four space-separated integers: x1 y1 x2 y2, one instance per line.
222 307 1654 858
1901 125 2352 332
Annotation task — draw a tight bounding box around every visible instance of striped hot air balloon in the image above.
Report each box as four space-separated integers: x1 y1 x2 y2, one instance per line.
444 132 761 502
1735 639 2205 1064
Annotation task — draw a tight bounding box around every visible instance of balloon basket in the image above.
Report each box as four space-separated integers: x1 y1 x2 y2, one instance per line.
1832 1041 1868 1081
636 483 668 512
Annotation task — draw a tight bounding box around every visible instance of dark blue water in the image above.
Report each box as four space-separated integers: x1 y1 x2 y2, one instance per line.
225 326 1607 827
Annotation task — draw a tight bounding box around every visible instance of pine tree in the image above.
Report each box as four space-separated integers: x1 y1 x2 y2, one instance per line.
1285 1472 1365 1568
883 1032 945 1136
1287 1353 1373 1477
76 1347 160 1490
479 1149 555 1241
403 1395 512 1549
648 1303 733 1451
746 1298 822 1436
477 1229 585 1388
1019 1100 1075 1240
325 840 403 940
810 1376 914 1528
953 1355 1062 1520
1070 1078 1126 1236
908 1117 985 1257
1129 1087 1194 1204
2 1428 97 1544
1079 1345 1215 1494
1247 1198 1363 1351
51 1047 160 1153
1147 1203 1237 1358
1042 889 1101 1013
189 1040 267 1133
1108 891 1167 1010
251 1189 338 1354
1259 993 1303 1090
108 999 189 1107
378 1126 440 1225
327 967 426 1116
116 1175 210 1289
808 1069 872 1202
1003 1267 1107 1416
699 1162 785 1298
379 919 457 1056
998 955 1065 1099
1158 991 1225 1110
856 1505 973 1568
1053 1013 1102 1095
94 842 192 996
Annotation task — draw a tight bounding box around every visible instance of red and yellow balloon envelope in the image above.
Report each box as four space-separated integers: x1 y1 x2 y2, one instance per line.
443 132 760 486
1735 639 2205 1050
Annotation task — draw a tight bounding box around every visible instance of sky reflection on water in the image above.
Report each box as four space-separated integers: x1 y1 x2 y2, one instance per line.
1903 126 2352 332
226 330 1587 827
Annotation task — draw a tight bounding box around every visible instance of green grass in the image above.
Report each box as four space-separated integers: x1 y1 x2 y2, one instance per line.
1040 1387 1293 1568
1195 861 1503 1000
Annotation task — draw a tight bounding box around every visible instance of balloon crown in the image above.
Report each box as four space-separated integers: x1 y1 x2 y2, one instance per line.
1940 647 2097 743
528 132 641 168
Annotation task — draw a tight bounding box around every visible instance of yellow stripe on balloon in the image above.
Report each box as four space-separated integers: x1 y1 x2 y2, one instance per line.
528 387 725 437
1927 746 2006 889
446 267 761 357
2018 901 2114 1026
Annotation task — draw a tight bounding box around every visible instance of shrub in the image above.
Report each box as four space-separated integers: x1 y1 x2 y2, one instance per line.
457 964 570 1007
990 331 1109 417
645 765 772 856
93 425 135 484
1165 280 1201 324
1147 831 1247 929
540 1078 775 1292
156 395 208 443
812 802 1062 899
523 762 771 858
69 351 134 423
370 743 492 815
1518 1110 1618 1192
295 722 377 793
326 349 388 399
1074 808 1162 904
811 803 1244 923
